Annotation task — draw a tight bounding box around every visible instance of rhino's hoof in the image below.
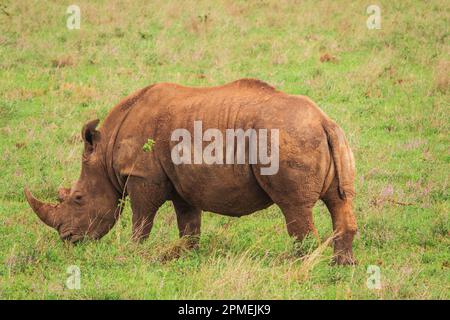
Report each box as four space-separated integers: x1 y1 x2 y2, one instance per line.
333 253 357 266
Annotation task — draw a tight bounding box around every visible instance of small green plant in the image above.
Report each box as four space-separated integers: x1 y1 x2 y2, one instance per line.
117 196 130 209
143 138 155 152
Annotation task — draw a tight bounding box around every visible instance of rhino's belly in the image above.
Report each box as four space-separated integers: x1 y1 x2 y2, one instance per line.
170 164 273 216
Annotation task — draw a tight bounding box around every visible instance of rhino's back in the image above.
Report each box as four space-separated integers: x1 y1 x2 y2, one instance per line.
112 80 329 215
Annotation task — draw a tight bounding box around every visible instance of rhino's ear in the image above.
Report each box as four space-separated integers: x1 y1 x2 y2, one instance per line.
82 119 100 152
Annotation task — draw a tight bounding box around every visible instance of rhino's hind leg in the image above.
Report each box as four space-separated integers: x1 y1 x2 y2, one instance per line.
173 194 202 249
322 179 357 265
252 164 323 256
279 202 320 253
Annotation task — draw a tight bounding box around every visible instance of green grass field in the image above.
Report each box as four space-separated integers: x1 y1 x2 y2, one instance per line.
0 0 449 299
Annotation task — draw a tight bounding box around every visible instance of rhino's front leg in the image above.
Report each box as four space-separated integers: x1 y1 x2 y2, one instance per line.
127 176 168 242
172 194 202 249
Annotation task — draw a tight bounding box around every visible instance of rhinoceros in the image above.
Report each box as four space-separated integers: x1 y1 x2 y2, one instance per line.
25 79 357 264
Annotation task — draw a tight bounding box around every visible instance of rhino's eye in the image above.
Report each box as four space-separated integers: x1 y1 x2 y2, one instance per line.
73 194 83 204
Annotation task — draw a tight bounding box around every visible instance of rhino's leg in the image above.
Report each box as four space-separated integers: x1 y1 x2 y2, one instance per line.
172 194 201 249
127 176 169 242
322 179 357 265
279 203 319 251
253 164 322 254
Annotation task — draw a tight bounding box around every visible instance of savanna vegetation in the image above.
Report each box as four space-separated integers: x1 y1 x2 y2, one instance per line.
0 0 448 299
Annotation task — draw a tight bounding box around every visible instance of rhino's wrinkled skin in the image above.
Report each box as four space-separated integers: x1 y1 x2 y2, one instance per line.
25 79 357 264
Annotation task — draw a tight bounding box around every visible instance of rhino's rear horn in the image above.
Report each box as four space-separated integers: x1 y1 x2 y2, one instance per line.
24 187 60 229
57 187 71 203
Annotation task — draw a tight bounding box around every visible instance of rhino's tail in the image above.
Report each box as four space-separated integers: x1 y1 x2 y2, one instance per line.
322 120 355 200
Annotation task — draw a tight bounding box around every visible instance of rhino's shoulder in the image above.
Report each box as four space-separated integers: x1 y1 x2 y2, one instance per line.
228 78 277 92
149 79 278 95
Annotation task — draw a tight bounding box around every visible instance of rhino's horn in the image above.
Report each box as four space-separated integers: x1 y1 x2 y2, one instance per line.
57 187 71 203
24 187 60 229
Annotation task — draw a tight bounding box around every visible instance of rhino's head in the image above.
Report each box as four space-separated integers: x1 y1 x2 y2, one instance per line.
25 119 122 243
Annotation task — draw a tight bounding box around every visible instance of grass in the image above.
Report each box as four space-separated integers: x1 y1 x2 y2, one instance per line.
0 0 449 299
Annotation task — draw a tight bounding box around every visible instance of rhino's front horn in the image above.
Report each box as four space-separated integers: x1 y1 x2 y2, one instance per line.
24 187 60 229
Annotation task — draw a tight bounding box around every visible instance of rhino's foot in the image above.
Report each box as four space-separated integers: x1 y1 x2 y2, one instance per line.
292 234 320 258
159 237 199 262
332 251 357 266
159 246 185 262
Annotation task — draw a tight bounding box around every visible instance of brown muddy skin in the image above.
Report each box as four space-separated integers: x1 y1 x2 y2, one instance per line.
25 79 357 265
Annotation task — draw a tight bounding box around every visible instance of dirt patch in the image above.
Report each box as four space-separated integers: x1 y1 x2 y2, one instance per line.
52 56 75 68
320 53 338 63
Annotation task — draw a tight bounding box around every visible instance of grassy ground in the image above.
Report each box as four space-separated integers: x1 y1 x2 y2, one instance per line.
0 0 449 299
